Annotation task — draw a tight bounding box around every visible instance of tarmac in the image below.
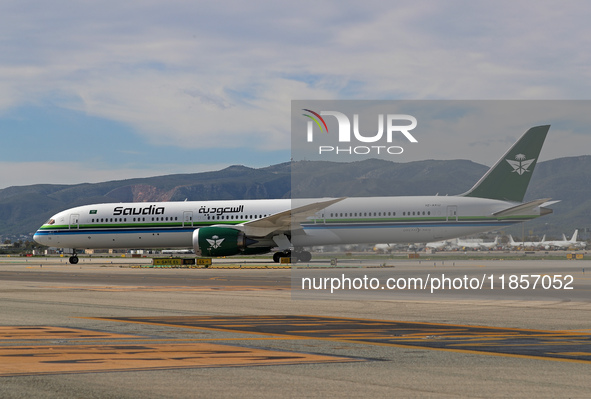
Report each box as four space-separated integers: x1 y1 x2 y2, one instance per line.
0 255 590 398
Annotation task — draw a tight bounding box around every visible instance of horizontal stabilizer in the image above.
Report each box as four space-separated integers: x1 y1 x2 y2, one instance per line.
539 200 561 208
493 198 552 217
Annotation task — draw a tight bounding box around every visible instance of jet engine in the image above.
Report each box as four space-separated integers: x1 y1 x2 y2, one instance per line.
192 227 260 257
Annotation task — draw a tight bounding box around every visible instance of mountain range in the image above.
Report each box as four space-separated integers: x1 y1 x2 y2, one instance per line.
1 156 589 240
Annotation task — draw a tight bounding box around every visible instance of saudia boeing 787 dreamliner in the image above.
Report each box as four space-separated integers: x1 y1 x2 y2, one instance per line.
34 125 555 264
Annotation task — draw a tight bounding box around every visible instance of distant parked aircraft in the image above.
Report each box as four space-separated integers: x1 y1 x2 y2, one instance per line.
542 230 586 250
507 235 546 249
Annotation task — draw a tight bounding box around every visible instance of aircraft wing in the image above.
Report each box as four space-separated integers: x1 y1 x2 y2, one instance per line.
239 197 346 238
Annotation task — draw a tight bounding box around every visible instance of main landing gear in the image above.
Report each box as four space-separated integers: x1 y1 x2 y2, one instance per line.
272 250 290 263
272 249 312 263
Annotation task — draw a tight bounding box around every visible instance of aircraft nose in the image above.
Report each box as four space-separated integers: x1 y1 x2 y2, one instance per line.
34 217 57 246
33 231 47 245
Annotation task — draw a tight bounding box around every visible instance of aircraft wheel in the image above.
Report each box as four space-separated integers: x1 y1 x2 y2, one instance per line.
272 252 282 263
297 251 312 262
273 250 293 263
69 256 79 264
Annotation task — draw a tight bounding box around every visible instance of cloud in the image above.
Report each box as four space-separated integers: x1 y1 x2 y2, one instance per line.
1 1 591 163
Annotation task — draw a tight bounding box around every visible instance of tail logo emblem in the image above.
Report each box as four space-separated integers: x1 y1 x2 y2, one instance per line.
206 235 225 249
506 153 535 175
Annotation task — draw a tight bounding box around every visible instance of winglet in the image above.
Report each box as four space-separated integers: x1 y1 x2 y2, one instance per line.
462 125 550 202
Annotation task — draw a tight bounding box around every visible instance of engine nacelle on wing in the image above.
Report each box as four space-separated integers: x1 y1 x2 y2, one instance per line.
192 227 252 257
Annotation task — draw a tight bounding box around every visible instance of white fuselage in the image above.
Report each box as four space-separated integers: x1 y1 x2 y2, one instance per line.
33 195 537 251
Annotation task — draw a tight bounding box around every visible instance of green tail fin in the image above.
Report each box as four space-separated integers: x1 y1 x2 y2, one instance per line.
462 125 549 202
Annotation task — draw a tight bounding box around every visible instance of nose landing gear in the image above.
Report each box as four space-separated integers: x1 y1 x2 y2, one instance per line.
69 250 79 265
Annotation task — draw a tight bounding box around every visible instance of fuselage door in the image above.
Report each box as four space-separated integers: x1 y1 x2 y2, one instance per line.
183 211 194 227
69 214 80 230
446 206 458 222
313 210 326 224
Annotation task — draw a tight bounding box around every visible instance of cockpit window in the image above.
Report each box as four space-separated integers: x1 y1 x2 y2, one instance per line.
45 219 55 225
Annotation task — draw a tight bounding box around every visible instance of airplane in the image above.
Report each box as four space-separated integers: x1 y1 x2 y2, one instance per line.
456 236 500 250
479 236 500 250
34 125 555 265
425 240 451 250
507 234 546 249
373 243 416 252
455 238 484 250
373 243 394 253
542 230 586 250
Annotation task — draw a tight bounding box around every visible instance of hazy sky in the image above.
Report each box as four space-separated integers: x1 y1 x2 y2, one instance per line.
1 1 590 188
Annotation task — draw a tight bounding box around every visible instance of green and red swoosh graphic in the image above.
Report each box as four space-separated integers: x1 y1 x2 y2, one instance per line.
302 109 329 133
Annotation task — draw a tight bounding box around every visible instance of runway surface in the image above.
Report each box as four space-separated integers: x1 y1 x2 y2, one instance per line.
0 256 590 398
